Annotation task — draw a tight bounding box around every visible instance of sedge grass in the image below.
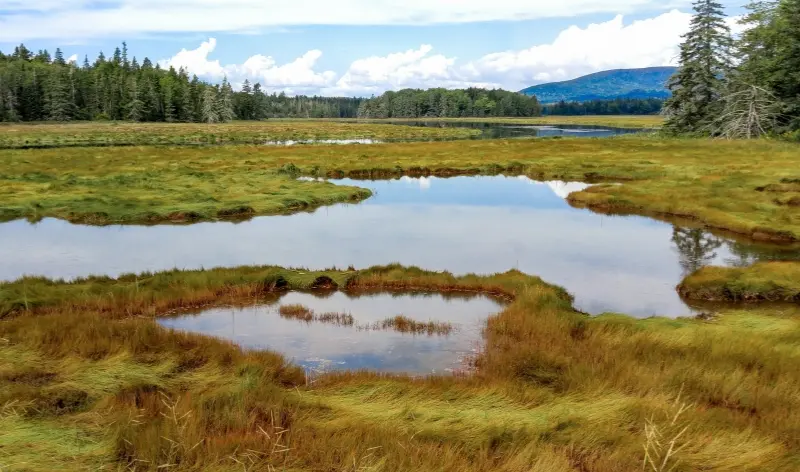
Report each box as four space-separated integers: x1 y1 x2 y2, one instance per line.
678 262 800 302
0 135 797 239
0 120 480 149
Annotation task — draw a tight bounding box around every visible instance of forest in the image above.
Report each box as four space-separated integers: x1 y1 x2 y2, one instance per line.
542 98 664 116
355 88 542 118
0 43 364 122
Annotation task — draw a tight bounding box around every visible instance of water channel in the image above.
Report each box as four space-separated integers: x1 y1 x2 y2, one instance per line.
2 175 796 317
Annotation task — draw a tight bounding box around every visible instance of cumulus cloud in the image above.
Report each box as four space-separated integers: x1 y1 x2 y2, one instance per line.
464 10 693 89
158 38 337 94
0 0 692 40
159 10 740 96
330 45 494 96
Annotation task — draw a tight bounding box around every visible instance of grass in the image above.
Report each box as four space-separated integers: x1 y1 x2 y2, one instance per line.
278 304 315 322
2 264 800 470
370 315 455 336
0 120 480 149
278 304 356 326
678 262 800 302
0 134 798 238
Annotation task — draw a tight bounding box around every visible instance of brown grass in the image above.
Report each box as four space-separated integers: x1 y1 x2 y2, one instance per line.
373 315 455 336
278 304 315 322
2 264 800 470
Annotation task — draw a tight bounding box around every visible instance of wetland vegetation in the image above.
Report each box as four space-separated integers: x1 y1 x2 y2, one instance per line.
2 264 800 471
0 116 799 471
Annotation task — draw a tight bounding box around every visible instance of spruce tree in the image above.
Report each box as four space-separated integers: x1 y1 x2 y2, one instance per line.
663 0 733 135
125 77 145 121
216 78 235 122
45 68 76 121
770 0 800 130
201 87 219 123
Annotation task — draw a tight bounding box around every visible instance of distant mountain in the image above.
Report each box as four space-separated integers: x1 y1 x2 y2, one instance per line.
520 67 677 103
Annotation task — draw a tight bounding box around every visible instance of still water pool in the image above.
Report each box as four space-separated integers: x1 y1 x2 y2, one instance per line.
159 291 504 374
1 176 795 317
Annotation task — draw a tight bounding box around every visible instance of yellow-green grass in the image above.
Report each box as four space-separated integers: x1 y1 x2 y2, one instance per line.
0 120 480 149
2 264 799 471
679 262 800 302
1 136 798 239
362 115 664 129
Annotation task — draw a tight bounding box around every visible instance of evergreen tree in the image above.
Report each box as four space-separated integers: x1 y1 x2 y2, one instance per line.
45 68 76 121
767 0 800 130
216 78 235 122
201 86 219 123
125 77 145 121
54 48 65 65
663 0 733 135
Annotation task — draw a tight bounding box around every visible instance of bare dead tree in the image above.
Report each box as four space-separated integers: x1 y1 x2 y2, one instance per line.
714 84 781 139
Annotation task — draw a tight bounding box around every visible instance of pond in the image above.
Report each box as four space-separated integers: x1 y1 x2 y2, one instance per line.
1 176 796 317
159 291 504 374
378 121 642 139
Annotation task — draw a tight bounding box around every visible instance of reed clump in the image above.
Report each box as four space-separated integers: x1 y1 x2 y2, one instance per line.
278 304 314 322
372 315 455 336
278 304 355 327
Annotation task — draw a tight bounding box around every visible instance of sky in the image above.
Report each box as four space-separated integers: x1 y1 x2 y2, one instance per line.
0 1 746 96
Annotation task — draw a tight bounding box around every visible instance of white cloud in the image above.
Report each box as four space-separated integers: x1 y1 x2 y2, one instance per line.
330 45 494 96
0 0 691 41
158 38 337 94
158 10 740 96
464 10 692 89
66 54 78 64
159 38 225 78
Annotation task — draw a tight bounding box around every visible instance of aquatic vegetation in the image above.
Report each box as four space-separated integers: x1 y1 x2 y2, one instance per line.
1 264 799 470
278 303 315 321
278 304 355 326
370 315 455 336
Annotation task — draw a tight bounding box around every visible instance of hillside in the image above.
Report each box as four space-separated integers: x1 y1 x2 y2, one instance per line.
520 67 676 103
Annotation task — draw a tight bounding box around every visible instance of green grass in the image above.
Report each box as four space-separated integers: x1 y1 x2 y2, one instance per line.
0 120 481 149
678 262 800 302
0 135 798 239
2 264 800 471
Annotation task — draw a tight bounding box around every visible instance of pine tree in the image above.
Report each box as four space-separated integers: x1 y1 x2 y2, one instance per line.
45 68 76 121
663 0 733 135
201 86 219 123
54 48 65 65
125 77 145 121
216 78 235 122
769 0 800 130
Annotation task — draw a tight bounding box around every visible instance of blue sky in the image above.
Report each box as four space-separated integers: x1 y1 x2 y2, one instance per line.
0 1 746 96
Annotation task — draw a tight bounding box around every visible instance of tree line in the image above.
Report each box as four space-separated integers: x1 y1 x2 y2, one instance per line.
665 0 800 138
543 98 664 116
0 43 365 122
356 88 542 118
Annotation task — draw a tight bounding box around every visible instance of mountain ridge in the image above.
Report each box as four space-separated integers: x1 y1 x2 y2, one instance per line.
520 67 676 103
